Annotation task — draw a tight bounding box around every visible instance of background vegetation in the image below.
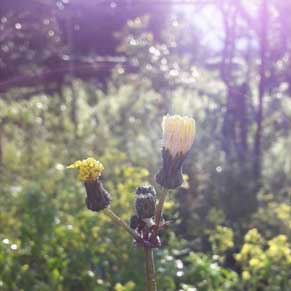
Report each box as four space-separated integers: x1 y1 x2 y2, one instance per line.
0 0 291 290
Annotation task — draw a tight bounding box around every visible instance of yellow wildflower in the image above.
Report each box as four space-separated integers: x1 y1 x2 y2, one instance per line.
242 271 251 281
249 258 261 269
241 244 252 256
245 228 263 244
67 157 104 182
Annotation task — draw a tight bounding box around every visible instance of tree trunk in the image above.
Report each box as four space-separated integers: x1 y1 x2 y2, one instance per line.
253 0 268 187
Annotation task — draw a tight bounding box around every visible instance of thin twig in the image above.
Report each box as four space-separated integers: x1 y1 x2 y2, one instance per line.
103 207 139 239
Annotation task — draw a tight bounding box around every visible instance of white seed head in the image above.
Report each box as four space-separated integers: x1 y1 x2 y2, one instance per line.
162 114 195 157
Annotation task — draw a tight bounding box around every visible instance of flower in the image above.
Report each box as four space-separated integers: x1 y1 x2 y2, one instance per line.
249 258 262 269
131 185 161 248
67 157 104 182
68 157 110 212
130 214 140 229
162 115 195 157
135 185 157 219
156 115 196 189
136 185 156 198
242 271 251 281
84 180 111 212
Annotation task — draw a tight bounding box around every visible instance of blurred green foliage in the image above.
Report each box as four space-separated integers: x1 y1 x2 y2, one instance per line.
1 3 291 291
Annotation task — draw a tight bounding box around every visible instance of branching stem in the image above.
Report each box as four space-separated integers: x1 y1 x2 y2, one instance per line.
104 188 169 291
144 188 169 291
103 207 139 240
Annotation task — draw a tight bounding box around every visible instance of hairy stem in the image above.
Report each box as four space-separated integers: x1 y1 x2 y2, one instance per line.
144 248 157 291
143 189 169 291
103 207 139 239
154 189 168 236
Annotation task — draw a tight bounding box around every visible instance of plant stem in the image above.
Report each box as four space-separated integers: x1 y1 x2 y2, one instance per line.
143 188 169 291
103 207 139 239
144 248 157 291
153 189 168 236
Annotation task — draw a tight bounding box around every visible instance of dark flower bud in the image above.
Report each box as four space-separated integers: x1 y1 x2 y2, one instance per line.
136 185 156 199
135 192 156 219
130 215 140 229
84 180 111 212
156 148 186 189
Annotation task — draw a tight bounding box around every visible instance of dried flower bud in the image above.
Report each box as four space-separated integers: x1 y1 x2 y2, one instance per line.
136 185 156 198
135 185 157 219
130 215 140 229
156 115 195 189
67 157 110 212
84 180 111 212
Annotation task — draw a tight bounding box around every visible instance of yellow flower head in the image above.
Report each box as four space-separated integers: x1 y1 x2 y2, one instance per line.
249 258 262 269
162 114 196 157
242 271 251 281
67 157 104 182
